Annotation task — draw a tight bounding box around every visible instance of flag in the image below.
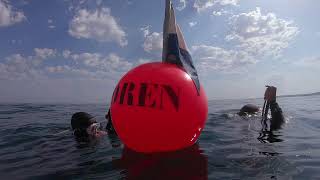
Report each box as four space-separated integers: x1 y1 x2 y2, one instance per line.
162 0 201 95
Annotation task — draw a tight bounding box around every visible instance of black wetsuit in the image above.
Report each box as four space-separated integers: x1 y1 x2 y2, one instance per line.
239 104 259 116
106 110 117 135
258 100 285 143
268 100 284 131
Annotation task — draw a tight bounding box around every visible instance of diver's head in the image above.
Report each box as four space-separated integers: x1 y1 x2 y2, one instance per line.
71 112 98 138
239 104 259 116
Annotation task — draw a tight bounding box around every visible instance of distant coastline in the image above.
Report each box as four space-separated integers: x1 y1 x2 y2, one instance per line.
279 92 320 98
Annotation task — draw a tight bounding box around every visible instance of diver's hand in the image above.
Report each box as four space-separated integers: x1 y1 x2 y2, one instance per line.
264 86 277 102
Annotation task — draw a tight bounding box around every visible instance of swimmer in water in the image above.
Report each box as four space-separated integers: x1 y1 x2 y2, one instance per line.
71 112 107 140
238 104 260 116
261 86 284 131
239 86 285 131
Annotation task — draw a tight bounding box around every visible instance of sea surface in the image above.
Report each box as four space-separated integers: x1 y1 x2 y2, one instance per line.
1 95 320 179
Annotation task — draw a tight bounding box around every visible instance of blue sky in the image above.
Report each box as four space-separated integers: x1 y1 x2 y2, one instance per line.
0 0 319 103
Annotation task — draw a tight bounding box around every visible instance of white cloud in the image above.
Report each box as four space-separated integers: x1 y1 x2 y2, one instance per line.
46 65 70 73
0 48 58 80
194 0 239 12
66 51 133 76
216 0 239 6
141 26 163 54
44 65 100 79
136 58 150 65
34 48 56 59
0 54 44 80
106 53 132 71
0 49 132 81
69 7 128 46
176 0 187 11
62 50 71 58
190 8 299 73
226 7 299 58
189 21 198 27
192 44 255 72
212 11 222 16
0 48 56 79
212 9 230 16
0 0 26 27
47 20 55 29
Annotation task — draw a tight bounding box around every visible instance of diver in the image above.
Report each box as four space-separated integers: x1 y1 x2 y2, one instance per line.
261 86 285 131
238 104 260 116
239 86 285 131
71 110 117 140
71 112 107 141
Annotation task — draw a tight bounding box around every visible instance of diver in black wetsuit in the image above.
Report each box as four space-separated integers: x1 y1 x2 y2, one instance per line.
71 112 107 141
239 86 285 131
261 86 284 131
259 86 285 143
238 104 260 116
71 109 117 141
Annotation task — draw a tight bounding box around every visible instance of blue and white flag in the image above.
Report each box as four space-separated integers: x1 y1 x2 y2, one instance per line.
162 0 201 94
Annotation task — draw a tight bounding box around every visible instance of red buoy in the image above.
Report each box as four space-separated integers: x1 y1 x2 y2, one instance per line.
110 62 208 153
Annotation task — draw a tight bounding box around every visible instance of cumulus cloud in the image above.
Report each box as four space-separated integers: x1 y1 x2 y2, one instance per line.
136 58 151 65
62 50 71 59
34 48 57 59
140 26 163 54
0 0 26 27
189 21 198 27
226 7 299 58
194 0 239 12
0 48 59 80
191 8 299 73
69 7 128 46
192 44 254 72
212 9 230 16
0 54 43 80
0 49 132 81
54 50 133 80
68 52 132 73
176 0 187 11
44 65 98 79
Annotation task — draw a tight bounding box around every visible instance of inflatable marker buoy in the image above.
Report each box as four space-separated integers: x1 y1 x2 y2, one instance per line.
111 62 208 153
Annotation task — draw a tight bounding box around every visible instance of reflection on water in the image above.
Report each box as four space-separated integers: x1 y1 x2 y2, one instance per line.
258 130 283 144
113 143 207 180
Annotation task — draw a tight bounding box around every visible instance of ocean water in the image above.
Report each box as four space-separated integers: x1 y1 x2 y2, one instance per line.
1 95 320 179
